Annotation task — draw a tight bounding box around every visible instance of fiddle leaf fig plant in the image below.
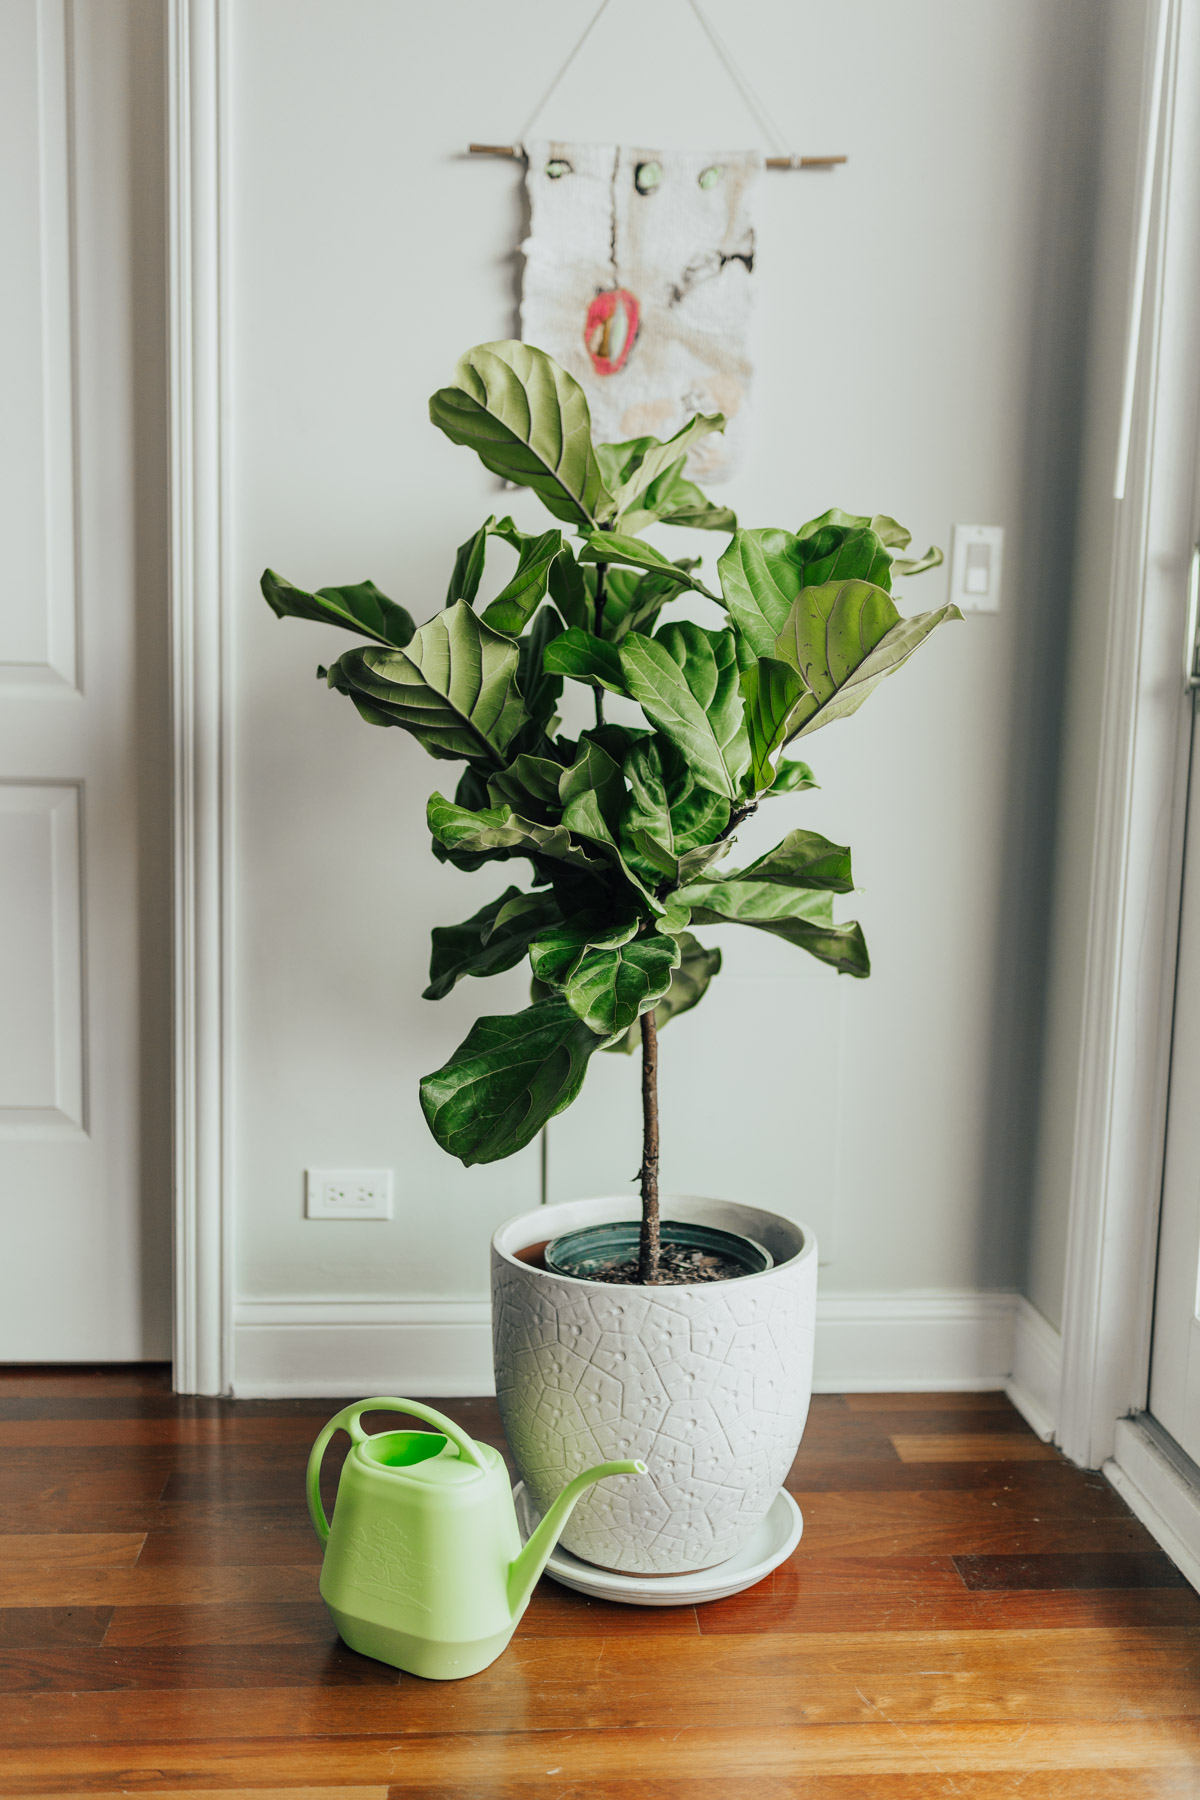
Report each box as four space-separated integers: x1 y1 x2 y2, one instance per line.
263 339 959 1281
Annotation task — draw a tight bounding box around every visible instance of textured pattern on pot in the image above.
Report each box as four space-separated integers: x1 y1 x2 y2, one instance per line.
492 1196 817 1575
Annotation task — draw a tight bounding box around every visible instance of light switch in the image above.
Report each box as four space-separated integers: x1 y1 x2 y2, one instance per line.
950 525 1004 614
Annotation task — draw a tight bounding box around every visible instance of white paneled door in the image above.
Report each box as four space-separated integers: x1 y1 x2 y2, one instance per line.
0 0 170 1359
1152 698 1200 1465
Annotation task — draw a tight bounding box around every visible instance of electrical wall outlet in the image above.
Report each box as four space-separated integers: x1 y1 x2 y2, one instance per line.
305 1168 393 1220
949 524 1004 614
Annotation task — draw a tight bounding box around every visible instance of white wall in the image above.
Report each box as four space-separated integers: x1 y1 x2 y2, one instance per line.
227 1 1106 1337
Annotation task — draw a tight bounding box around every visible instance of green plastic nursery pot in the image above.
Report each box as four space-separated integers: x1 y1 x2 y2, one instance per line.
306 1395 644 1680
543 1219 772 1280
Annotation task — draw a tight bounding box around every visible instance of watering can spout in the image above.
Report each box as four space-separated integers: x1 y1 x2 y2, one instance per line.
506 1457 647 1619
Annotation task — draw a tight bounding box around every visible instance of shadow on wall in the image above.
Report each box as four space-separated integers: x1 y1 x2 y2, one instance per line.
975 0 1109 1291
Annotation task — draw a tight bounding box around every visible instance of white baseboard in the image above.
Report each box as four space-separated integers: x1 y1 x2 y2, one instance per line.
233 1299 493 1397
232 1288 1045 1400
1106 1416 1200 1594
1004 1297 1062 1440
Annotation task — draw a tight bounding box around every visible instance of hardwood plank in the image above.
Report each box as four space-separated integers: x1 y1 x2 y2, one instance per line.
102 1601 333 1646
698 1584 1200 1633
0 1607 113 1647
136 1525 323 1567
891 1434 1059 1462
0 1532 145 1566
6 1720 1200 1789
0 1562 321 1607
789 1491 1158 1555
955 1551 1190 1590
384 1780 1200 1800
0 1366 171 1397
0 1629 1197 1740
30 1791 387 1800
0 1643 400 1691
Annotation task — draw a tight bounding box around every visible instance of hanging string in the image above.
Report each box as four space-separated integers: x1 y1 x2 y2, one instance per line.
516 0 613 146
513 0 793 160
686 0 792 159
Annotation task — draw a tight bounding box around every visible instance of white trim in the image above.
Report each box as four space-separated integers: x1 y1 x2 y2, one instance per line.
231 1289 1029 1400
1005 1297 1062 1442
1107 1416 1200 1593
1058 0 1200 1468
168 0 234 1395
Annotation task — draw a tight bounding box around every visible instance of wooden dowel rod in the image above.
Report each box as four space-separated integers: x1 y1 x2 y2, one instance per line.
468 144 847 169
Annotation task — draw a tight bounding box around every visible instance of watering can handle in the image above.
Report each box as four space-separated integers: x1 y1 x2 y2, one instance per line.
305 1396 488 1545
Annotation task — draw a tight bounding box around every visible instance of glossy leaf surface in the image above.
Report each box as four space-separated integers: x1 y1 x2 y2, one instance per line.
684 879 870 978
604 930 722 1053
429 342 613 529
420 996 606 1164
619 623 749 801
424 887 561 1000
261 571 416 648
328 601 527 761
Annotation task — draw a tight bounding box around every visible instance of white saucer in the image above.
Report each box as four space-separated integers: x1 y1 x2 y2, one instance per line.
513 1482 803 1606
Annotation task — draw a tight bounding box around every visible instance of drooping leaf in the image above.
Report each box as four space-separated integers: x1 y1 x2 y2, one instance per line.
543 627 629 694
772 580 962 740
619 737 729 883
891 544 945 578
682 879 870 978
487 752 566 820
658 477 738 533
767 758 817 796
446 519 493 606
598 562 700 642
578 532 714 597
480 528 565 636
261 570 416 648
619 623 750 801
547 546 592 631
328 601 528 762
427 791 608 880
558 737 625 833
420 996 605 1165
557 934 681 1036
515 603 564 737
606 415 725 515
528 915 640 987
740 657 805 790
424 887 561 1000
604 931 722 1053
429 341 614 530
722 829 854 893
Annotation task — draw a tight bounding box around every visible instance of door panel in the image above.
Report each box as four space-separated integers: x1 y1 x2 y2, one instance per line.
0 0 170 1361
1152 708 1200 1460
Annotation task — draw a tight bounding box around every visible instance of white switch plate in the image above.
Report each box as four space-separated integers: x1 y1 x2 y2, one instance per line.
305 1168 393 1220
950 524 1004 614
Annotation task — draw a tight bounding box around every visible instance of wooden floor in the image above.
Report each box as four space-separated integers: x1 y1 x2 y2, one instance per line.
1 1372 1199 1798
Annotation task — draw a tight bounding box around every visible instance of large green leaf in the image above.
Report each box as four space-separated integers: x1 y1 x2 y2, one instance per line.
328 601 527 762
559 936 681 1036
740 657 805 789
619 737 729 883
261 570 416 648
604 930 722 1053
479 528 565 636
424 887 561 1000
558 737 625 833
528 916 639 987
723 828 854 893
514 603 564 738
717 525 891 658
487 752 564 819
427 792 608 880
619 623 749 801
605 415 724 514
772 580 962 740
578 532 715 598
796 508 943 580
683 879 870 977
420 996 605 1165
543 627 628 694
429 342 614 530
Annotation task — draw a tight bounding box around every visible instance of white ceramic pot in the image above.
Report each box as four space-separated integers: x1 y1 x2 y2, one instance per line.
491 1195 817 1575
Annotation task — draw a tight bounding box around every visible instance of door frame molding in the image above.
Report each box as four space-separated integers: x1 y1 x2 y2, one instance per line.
168 0 233 1394
1058 0 1200 1473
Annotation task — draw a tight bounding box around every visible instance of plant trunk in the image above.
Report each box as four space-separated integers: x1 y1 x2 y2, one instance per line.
638 1010 661 1282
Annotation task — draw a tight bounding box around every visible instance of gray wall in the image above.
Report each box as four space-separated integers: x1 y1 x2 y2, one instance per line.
227 0 1108 1308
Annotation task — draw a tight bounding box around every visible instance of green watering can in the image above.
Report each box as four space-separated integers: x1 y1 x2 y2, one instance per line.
307 1396 645 1680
